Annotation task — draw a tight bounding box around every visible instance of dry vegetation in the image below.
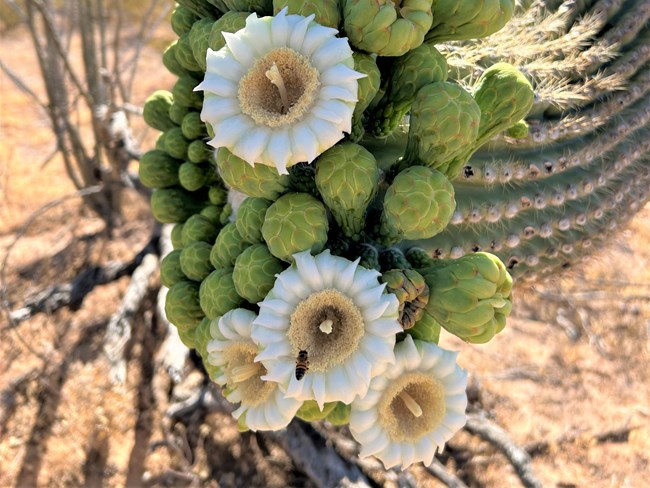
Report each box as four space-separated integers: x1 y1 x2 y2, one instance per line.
1 6 649 488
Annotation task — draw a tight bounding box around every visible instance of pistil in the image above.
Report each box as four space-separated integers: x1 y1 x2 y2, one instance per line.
265 62 290 113
231 363 262 383
399 390 423 418
319 319 334 334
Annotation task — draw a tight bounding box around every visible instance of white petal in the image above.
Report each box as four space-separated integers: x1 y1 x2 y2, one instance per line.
311 38 354 71
333 256 360 293
311 374 327 409
253 310 287 330
416 436 438 466
355 283 387 310
359 429 390 457
350 407 378 433
255 341 291 362
200 96 241 124
286 374 308 398
320 85 358 103
378 443 402 469
321 64 367 85
399 335 422 371
311 100 347 125
206 50 245 82
262 359 294 384
301 23 338 56
325 365 352 401
195 74 237 98
223 31 256 67
243 15 273 57
290 123 319 163
446 393 469 411
274 268 312 301
365 317 402 337
209 115 255 149
233 126 271 165
271 8 290 47
313 250 338 288
258 298 293 317
293 251 323 290
287 14 313 50
346 267 381 297
400 442 416 468
230 309 255 337
264 130 292 172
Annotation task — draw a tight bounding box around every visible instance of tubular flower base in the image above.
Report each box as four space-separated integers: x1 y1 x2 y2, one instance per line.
252 250 402 409
206 308 302 431
349 335 468 469
196 8 365 174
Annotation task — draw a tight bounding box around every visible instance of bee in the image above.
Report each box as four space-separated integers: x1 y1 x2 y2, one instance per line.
295 350 310 381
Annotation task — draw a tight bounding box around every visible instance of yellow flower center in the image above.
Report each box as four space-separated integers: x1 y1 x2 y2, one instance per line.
238 47 320 128
287 289 365 372
222 342 275 407
378 372 446 442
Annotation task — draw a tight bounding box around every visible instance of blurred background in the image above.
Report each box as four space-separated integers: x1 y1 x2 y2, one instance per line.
1 1 648 487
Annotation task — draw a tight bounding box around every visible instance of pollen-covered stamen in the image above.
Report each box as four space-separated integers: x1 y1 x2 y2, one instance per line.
265 62 290 113
231 363 263 383
399 390 423 418
238 47 320 128
223 342 274 407
288 288 365 372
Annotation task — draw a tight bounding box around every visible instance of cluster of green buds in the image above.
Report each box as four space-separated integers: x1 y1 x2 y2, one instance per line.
143 0 530 470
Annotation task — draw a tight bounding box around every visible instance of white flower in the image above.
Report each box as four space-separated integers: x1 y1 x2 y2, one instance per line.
206 308 301 431
195 8 365 174
349 335 468 469
252 250 402 410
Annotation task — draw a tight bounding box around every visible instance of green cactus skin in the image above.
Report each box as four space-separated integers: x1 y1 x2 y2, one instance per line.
169 102 191 126
176 32 203 72
352 242 380 271
189 18 215 72
370 43 449 138
187 140 213 163
164 127 191 160
425 0 515 43
171 223 185 250
150 187 207 224
216 148 290 200
173 76 203 110
235 197 272 243
181 214 220 245
175 0 221 19
178 327 197 349
208 186 228 206
194 317 222 381
350 53 381 142
380 166 456 244
342 0 433 57
143 91 176 132
165 280 205 330
405 247 435 268
208 12 249 51
296 401 338 422
155 132 167 151
419 252 513 344
407 310 441 343
287 163 320 198
210 223 253 268
273 0 340 28
180 241 215 281
325 402 351 426
315 143 379 241
171 5 200 37
222 0 273 14
506 120 529 139
138 150 181 189
402 82 481 178
261 193 329 262
160 250 187 288
181 111 208 140
163 41 197 78
200 205 223 224
178 162 215 192
199 268 244 319
233 243 286 303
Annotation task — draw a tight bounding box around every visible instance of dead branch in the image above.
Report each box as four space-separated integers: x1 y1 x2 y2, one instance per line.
464 412 542 488
0 368 39 437
525 424 641 457
424 459 470 488
103 252 159 384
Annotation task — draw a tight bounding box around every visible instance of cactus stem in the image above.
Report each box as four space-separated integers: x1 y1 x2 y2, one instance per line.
398 390 423 418
266 62 290 114
231 363 263 383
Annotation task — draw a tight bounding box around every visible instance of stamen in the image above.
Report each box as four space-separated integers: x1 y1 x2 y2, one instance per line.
319 319 333 334
231 363 261 383
265 62 290 113
399 390 423 418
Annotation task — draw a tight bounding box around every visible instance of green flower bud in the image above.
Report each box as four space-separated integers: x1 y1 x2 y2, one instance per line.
161 250 187 288
177 326 197 349
171 5 200 36
407 309 441 343
233 243 286 303
378 247 411 271
208 186 228 206
380 269 429 329
199 268 244 319
188 140 213 163
143 91 176 132
262 193 329 262
506 119 529 139
163 41 195 78
216 148 289 200
235 197 272 243
208 12 249 51
181 111 208 140
200 205 223 224
353 242 380 271
175 32 202 72
315 143 379 241
180 241 214 281
193 317 223 380
164 127 190 160
350 52 381 142
171 223 185 249
370 43 448 138
176 0 221 19
288 163 319 198
404 82 481 176
426 0 515 43
179 162 213 192
165 280 205 330
274 0 340 28
420 252 513 344
155 132 167 151
169 102 191 126
342 0 433 56
150 187 206 224
172 76 203 110
189 18 214 72
381 166 455 242
182 214 220 244
138 149 181 189
405 247 434 268
296 401 337 422
210 223 252 268
219 203 233 225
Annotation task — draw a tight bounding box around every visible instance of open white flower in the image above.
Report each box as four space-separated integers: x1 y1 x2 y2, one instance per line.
206 308 301 431
196 8 364 174
252 250 402 410
349 335 468 469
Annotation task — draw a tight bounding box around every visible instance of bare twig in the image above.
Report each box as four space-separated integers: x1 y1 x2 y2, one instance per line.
464 412 543 488
525 424 641 457
425 458 470 488
0 59 46 107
